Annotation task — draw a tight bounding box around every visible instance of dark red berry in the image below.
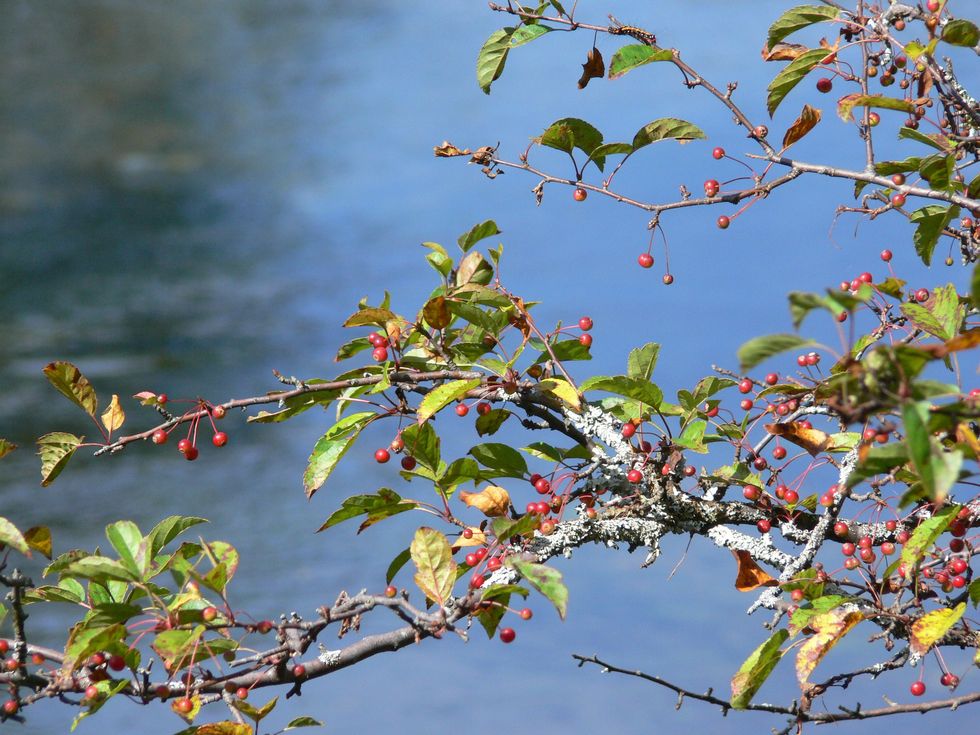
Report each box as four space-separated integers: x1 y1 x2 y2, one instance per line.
765 373 778 385
534 478 551 494
469 573 486 588
107 654 126 671
573 187 588 201
717 215 730 229
738 379 753 394
400 456 417 471
183 446 199 461
372 346 389 362
816 77 833 93
742 485 761 501
627 469 643 483
622 422 637 438
476 401 492 416
662 274 674 285
499 627 516 643
772 446 787 460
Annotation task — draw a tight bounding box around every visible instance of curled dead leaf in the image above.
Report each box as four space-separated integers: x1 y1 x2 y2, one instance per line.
577 46 605 89
733 550 778 591
434 141 471 157
765 422 837 456
782 104 822 149
459 485 511 517
762 42 808 61
470 146 496 165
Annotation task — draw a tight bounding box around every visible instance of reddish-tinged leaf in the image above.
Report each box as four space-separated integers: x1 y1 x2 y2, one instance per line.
762 42 808 61
0 438 16 460
782 104 821 148
795 608 864 686
731 628 788 709
733 550 778 591
43 361 98 417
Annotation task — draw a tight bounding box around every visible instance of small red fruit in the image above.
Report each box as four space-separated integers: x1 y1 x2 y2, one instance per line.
716 215 730 229
534 478 551 494
914 288 929 303
834 521 849 537
31 653 45 665
519 608 533 620
765 373 778 385
772 446 787 460
499 627 516 643
738 379 753 394
2 700 18 715
385 585 397 598
578 316 593 331
712 147 725 160
465 553 479 567
784 489 800 504
455 403 470 417
476 401 492 416
816 77 833 93
742 485 761 501
487 557 502 572
470 573 486 588
84 685 100 701
662 274 674 285
372 346 389 362
152 429 168 445
374 448 390 464
637 252 654 268
175 697 194 714
910 681 926 697
236 687 249 700
891 192 906 207
739 398 753 411
212 431 228 448
757 519 771 533
0 640 8 655
293 664 306 678
177 438 192 454
579 333 593 348
202 606 218 623
183 446 199 461
627 469 643 483
621 422 637 439
573 187 588 201
211 405 226 419
108 653 126 671
256 620 274 634
157 394 168 405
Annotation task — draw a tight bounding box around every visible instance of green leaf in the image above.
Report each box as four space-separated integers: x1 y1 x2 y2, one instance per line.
902 401 962 503
146 516 208 560
509 23 550 47
477 28 513 94
455 250 494 287
438 457 480 492
675 420 708 453
417 379 482 423
627 342 660 381
65 622 126 671
900 505 957 572
585 142 634 168
631 118 705 150
303 411 375 498
490 514 540 542
738 334 815 371
233 695 278 724
477 590 510 639
0 517 30 556
942 19 980 47
341 307 398 328
317 489 418 533
64 556 138 583
539 118 604 167
469 442 528 477
788 291 826 329
845 443 909 488
766 5 840 48
837 94 914 122
607 45 672 79
386 547 411 584
106 520 146 578
972 263 980 310
400 422 441 472
919 154 955 191
37 431 83 487
730 628 788 709
457 220 501 252
285 716 325 729
897 125 946 150
579 375 662 410
475 408 510 436
507 556 568 619
43 361 98 417
874 157 923 176
904 38 938 61
410 527 456 606
767 48 829 117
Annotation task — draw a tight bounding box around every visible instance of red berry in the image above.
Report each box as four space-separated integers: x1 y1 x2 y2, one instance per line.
487 557 502 572
177 438 192 454
740 398 753 411
816 77 833 93
752 457 767 471
704 179 720 196
212 431 228 448
455 403 470 417
85 685 100 701
627 469 643 483
499 627 516 643
2 700 17 715
738 379 753 394
637 252 654 268
834 521 849 537
742 485 761 501
621 422 637 439
534 478 551 494
519 608 533 620
841 542 856 556
578 316 593 331
157 394 168 405
293 664 306 678
704 404 719 417
914 288 929 303
31 653 44 665
534 501 549 515
683 465 696 477
926 0 940 11
367 331 383 346
757 519 771 533
662 274 674 285
211 405 226 419
891 193 906 207
256 620 273 634
772 446 787 460
372 346 389 362
175 697 193 714
469 573 485 588
385 585 397 598
880 249 892 261
573 187 588 201
885 520 897 531
952 575 967 588
108 654 126 671
881 541 895 555
950 558 968 574
868 111 880 127
858 272 872 283
765 373 778 385
465 553 479 567
0 640 8 655
910 681 926 697
712 147 725 160
183 446 199 461
896 530 910 544
400 456 417 471
152 429 168 445
717 215 730 229
374 448 390 464
844 557 859 570
236 687 249 700
578 333 593 348
476 401 492 416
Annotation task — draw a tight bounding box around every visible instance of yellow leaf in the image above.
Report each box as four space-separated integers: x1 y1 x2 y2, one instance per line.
454 527 487 547
410 527 456 606
538 378 581 411
765 422 839 456
732 550 778 591
796 608 864 686
782 104 821 149
100 394 126 433
911 603 966 656
459 485 511 517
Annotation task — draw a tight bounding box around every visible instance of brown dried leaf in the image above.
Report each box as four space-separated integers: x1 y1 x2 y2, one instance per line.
782 104 822 149
733 550 778 592
765 422 838 456
470 146 496 165
433 141 471 157
422 296 451 330
919 328 980 358
459 485 511 517
762 42 808 61
577 46 605 89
